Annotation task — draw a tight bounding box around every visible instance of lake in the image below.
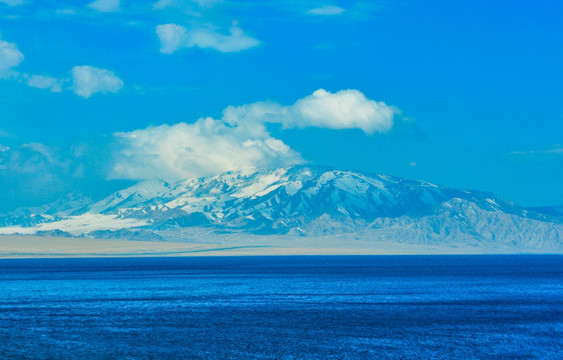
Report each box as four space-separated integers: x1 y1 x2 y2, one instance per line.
0 255 562 359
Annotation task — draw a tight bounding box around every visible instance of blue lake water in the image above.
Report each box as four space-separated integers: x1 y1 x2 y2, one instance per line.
0 255 562 359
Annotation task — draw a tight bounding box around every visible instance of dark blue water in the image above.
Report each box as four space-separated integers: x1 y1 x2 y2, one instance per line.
0 256 562 359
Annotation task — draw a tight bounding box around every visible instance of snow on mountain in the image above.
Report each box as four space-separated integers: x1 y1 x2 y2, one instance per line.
87 179 172 214
1 165 561 252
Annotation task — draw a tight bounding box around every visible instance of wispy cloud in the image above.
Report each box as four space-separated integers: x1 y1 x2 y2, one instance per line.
0 36 24 79
307 5 345 16
156 22 260 54
55 8 78 15
88 0 121 13
0 137 121 211
507 146 563 156
153 0 221 9
71 66 124 98
0 142 70 206
0 0 25 6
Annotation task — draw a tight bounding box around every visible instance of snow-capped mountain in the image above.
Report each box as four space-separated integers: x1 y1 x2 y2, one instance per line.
1 165 562 252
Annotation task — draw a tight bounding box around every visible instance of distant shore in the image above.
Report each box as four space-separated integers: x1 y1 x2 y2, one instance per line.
1 234 554 258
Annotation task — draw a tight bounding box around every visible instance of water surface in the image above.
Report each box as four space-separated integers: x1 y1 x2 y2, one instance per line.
0 255 562 359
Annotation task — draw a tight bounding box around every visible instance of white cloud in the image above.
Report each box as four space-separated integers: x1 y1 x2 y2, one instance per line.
111 89 397 181
288 89 395 133
224 89 397 134
88 0 120 13
111 119 302 181
0 0 25 6
0 37 24 79
307 5 345 16
156 22 260 54
71 65 124 98
27 75 63 92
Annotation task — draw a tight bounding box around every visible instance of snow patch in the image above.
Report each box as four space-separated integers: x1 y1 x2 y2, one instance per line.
37 214 147 236
232 172 284 198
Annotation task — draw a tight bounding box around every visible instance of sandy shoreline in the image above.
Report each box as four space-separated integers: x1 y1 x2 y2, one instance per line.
0 235 416 258
1 234 541 258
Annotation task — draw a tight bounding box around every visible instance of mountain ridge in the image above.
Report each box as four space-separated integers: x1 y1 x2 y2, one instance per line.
1 165 561 253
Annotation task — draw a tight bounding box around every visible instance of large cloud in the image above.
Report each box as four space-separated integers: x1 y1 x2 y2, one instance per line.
0 37 24 79
71 66 124 98
111 89 397 181
156 22 260 54
111 118 303 180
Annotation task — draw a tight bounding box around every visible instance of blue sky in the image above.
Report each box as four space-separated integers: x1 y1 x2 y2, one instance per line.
0 0 562 210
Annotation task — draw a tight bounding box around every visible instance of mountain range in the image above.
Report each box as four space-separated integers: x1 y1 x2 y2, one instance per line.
1 165 562 253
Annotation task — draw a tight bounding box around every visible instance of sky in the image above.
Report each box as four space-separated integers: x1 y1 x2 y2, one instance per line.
0 0 562 211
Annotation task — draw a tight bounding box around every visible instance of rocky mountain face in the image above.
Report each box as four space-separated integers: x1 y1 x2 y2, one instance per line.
1 165 561 252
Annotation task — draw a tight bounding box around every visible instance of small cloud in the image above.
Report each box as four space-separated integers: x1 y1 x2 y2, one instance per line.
88 0 120 13
26 75 63 92
0 0 24 6
156 22 260 54
71 65 124 98
156 24 188 54
307 5 345 16
0 37 24 79
408 161 417 167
